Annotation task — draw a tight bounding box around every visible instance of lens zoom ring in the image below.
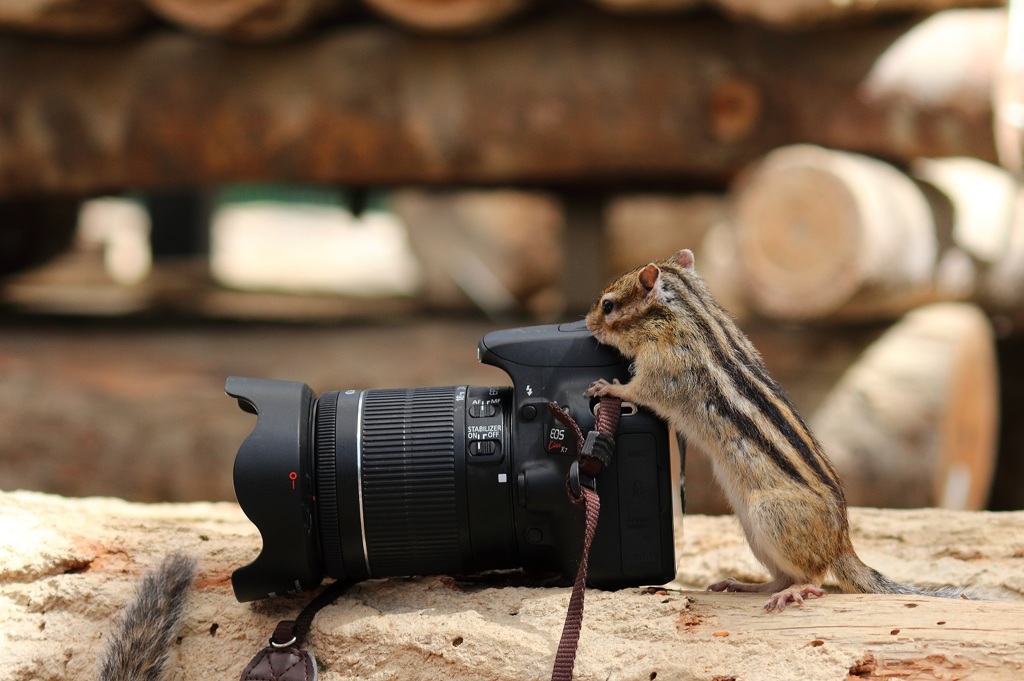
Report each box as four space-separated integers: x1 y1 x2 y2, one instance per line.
314 392 343 575
361 387 460 576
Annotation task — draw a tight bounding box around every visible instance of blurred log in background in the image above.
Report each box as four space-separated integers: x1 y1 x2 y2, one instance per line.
0 0 1023 514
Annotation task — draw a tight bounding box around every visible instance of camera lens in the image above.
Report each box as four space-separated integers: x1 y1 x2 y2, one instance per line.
314 385 516 583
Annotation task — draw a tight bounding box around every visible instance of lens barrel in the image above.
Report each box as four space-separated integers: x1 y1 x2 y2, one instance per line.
315 385 515 584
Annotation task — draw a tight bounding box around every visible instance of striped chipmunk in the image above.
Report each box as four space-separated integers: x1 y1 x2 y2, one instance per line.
583 248 965 612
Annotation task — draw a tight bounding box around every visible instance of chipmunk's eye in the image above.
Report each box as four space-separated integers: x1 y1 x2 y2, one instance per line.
601 299 614 315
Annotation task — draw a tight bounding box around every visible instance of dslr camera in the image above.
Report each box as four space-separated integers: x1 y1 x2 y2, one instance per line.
227 321 679 602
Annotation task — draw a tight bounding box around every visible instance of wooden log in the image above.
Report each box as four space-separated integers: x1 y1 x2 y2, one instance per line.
810 303 999 510
860 10 1006 131
602 193 727 280
592 0 1005 24
361 0 532 33
0 7 1006 197
732 144 944 322
389 189 566 318
0 306 896 512
912 156 1024 312
732 145 1024 321
0 303 1003 513
994 0 1024 175
712 0 1004 28
2 490 1021 680
587 0 701 13
0 318 505 503
0 0 151 38
141 0 349 42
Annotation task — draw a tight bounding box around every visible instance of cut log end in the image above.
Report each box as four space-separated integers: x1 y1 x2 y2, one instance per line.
733 145 940 322
734 161 864 319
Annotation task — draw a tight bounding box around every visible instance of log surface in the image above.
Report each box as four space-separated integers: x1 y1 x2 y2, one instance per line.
0 0 152 38
712 0 1004 27
733 144 940 321
1 491 1022 680
362 0 531 33
812 303 999 510
0 7 1004 197
141 0 348 42
731 145 1024 321
0 0 1004 40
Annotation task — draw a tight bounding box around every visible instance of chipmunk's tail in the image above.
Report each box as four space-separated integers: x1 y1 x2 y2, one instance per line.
98 552 197 681
832 552 965 599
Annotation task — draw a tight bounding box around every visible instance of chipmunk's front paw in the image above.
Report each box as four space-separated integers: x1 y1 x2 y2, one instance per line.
584 378 623 398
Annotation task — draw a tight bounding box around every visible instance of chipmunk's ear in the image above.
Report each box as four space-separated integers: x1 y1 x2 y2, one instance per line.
638 263 661 292
672 249 695 269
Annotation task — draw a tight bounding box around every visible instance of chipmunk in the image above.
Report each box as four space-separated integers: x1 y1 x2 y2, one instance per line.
97 552 197 680
584 249 964 612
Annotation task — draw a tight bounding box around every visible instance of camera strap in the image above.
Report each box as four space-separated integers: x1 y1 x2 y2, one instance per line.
239 579 351 681
547 395 623 681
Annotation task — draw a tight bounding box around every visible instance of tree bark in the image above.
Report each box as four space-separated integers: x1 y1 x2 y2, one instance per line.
0 7 1005 197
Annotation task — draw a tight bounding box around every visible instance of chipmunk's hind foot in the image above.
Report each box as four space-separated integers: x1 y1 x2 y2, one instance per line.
763 584 826 613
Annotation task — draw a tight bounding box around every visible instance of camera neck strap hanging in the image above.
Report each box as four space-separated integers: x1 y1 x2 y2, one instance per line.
547 395 623 681
240 579 351 681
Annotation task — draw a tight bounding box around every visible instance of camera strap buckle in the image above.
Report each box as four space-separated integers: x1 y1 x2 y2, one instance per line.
568 431 615 496
568 459 596 497
241 579 351 681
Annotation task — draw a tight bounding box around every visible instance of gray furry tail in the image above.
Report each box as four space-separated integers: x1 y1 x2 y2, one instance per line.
98 552 198 681
833 553 967 599
860 568 967 599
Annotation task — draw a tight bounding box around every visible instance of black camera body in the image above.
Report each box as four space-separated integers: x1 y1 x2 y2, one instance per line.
227 321 678 602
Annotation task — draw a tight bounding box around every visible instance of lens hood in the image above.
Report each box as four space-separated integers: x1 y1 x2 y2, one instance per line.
225 376 324 601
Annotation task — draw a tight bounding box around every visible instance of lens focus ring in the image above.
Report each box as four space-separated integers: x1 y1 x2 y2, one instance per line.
314 391 343 577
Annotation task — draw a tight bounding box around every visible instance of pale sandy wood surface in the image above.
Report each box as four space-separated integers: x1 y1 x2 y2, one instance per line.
2 490 1022 680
